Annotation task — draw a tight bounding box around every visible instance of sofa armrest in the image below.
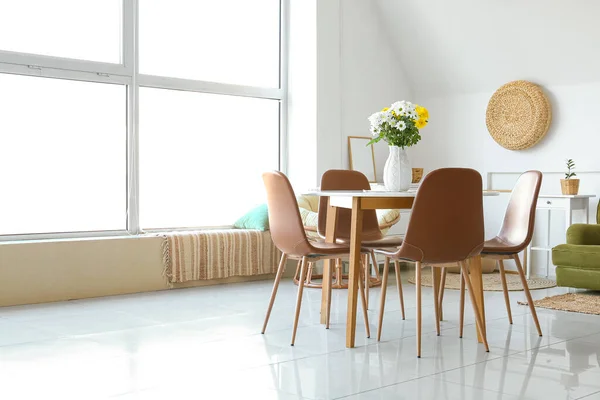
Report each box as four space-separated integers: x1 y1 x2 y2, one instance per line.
567 224 600 245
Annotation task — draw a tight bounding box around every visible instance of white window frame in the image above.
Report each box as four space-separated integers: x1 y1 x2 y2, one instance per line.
0 0 288 241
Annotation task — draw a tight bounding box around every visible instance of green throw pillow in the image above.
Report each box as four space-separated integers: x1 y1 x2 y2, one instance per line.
234 204 270 231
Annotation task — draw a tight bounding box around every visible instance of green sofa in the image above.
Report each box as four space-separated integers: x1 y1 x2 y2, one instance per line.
552 200 600 290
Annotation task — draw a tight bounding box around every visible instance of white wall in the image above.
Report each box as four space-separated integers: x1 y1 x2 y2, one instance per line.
340 0 412 181
287 0 317 190
288 0 412 188
412 83 600 176
374 0 600 97
316 0 343 179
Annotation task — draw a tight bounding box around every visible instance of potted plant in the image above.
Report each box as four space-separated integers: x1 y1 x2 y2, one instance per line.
561 159 580 195
368 101 429 191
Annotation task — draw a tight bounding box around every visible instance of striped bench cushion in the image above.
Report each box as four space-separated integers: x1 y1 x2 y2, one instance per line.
162 230 281 283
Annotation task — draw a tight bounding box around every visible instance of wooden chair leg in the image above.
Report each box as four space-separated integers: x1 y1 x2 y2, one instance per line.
293 259 302 284
513 254 542 336
432 267 441 336
306 262 314 285
291 257 309 346
335 258 343 286
458 260 490 352
325 258 333 329
497 259 513 324
368 251 379 310
438 267 447 321
377 257 390 341
394 260 405 320
363 254 370 309
371 250 381 281
262 253 288 334
416 262 422 358
459 268 465 338
358 261 371 338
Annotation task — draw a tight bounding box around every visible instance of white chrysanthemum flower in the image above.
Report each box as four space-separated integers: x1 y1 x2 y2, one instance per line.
368 112 385 136
394 120 406 131
390 100 416 117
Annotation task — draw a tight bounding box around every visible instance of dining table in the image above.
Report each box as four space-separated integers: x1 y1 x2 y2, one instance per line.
303 188 500 348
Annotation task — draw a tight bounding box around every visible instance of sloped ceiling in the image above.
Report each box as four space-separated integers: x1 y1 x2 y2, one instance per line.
374 0 600 96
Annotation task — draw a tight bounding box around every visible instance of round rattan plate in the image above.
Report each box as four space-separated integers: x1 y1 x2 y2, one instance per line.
408 272 556 291
486 80 552 150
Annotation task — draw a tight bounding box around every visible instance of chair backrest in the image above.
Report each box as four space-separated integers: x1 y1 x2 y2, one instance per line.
400 168 484 264
317 169 383 241
262 171 313 257
496 170 543 251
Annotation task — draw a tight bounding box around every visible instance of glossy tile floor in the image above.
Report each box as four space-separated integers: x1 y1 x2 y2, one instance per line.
1 269 600 400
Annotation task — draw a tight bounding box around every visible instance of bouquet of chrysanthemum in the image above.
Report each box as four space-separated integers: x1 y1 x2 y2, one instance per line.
368 101 429 148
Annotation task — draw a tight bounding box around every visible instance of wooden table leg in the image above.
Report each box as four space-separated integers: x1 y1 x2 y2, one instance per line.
469 255 486 343
346 197 363 348
321 200 338 324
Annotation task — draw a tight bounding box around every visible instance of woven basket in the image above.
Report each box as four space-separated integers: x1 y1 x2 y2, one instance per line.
486 80 552 150
561 179 580 195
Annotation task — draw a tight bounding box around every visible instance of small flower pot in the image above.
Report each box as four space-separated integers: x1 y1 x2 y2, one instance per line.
560 179 580 195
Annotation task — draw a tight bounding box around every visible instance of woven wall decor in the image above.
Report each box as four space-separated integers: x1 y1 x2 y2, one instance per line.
486 80 552 150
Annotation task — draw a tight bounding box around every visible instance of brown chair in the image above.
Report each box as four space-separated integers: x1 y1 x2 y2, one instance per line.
261 171 371 345
374 168 490 357
316 169 405 314
449 170 543 338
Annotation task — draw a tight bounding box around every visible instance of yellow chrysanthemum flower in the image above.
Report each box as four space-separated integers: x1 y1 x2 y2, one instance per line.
415 118 428 129
382 107 389 112
416 105 429 120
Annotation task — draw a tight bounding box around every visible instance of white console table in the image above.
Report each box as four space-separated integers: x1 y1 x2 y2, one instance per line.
526 194 596 278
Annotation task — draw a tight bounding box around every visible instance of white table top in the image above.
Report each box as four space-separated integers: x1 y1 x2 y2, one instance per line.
303 189 500 197
538 194 596 199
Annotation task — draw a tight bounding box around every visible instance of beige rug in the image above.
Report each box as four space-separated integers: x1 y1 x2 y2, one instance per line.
519 293 600 315
407 272 556 291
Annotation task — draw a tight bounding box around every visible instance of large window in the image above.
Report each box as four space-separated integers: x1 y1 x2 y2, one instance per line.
139 89 279 228
0 0 122 63
0 1 285 239
140 0 280 87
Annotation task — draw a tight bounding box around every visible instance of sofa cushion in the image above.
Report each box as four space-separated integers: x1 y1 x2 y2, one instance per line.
552 244 600 270
233 204 269 231
567 224 600 246
556 266 600 290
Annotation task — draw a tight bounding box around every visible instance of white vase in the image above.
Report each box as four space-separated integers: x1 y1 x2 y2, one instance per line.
383 146 411 191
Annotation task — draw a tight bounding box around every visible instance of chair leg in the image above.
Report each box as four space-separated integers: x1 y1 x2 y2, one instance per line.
335 258 343 286
293 259 302 284
394 260 405 320
364 254 370 310
371 250 381 281
326 258 333 329
416 262 422 358
377 257 391 341
262 253 288 334
459 268 465 338
291 257 309 346
438 267 447 321
497 259 513 324
306 262 314 285
458 261 490 352
432 267 441 336
513 254 542 336
358 262 371 338
369 251 380 309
